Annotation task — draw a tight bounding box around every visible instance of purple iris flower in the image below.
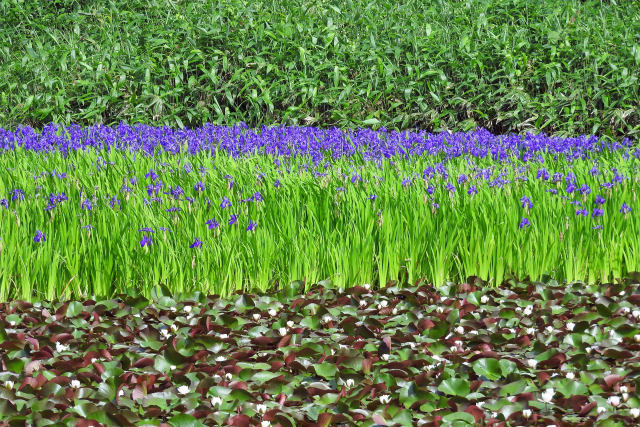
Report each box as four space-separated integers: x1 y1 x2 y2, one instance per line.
620 203 631 214
520 196 532 209
220 196 232 209
146 169 158 182
11 189 25 201
0 199 8 209
519 218 530 229
246 220 257 232
33 230 46 243
595 195 605 205
205 218 219 229
81 199 93 211
536 168 549 180
274 180 281 188
468 186 477 196
190 237 203 249
592 208 604 218
228 214 238 226
140 235 153 247
576 209 589 216
194 181 205 192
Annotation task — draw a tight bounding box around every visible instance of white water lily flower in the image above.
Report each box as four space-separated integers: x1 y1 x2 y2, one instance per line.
253 313 261 321
621 307 630 314
70 380 81 389
261 422 271 427
359 300 367 307
170 324 178 332
469 330 478 335
450 346 458 353
455 326 464 334
635 334 640 342
632 309 640 319
566 372 575 380
522 409 532 419
523 306 533 316
4 381 14 390
219 334 229 339
363 283 371 290
256 403 267 413
392 308 398 315
381 354 389 361
56 342 70 353
545 326 554 333
379 300 388 308
409 342 417 349
268 309 277 317
90 358 97 364
597 406 606 414
541 388 555 403
436 307 444 314
225 373 233 380
608 396 620 407
177 385 190 395
215 356 226 362
170 306 177 312
118 389 125 397
346 378 355 388
620 385 628 393
286 320 294 328
567 322 575 331
211 396 223 406
170 365 176 371
184 305 192 313
480 295 490 304
526 327 536 335
9 320 16 327
278 327 287 336
623 392 629 401
379 395 391 404
476 401 484 408
527 359 538 369
631 408 640 417
322 315 332 323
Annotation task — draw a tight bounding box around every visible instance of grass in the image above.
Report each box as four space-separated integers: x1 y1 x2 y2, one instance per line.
1 0 639 138
0 124 638 301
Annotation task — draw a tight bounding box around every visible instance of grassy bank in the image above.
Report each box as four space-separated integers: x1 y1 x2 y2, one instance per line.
0 124 638 301
1 0 639 138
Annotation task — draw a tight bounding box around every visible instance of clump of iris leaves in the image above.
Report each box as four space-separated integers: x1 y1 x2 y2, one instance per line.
1 275 640 426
